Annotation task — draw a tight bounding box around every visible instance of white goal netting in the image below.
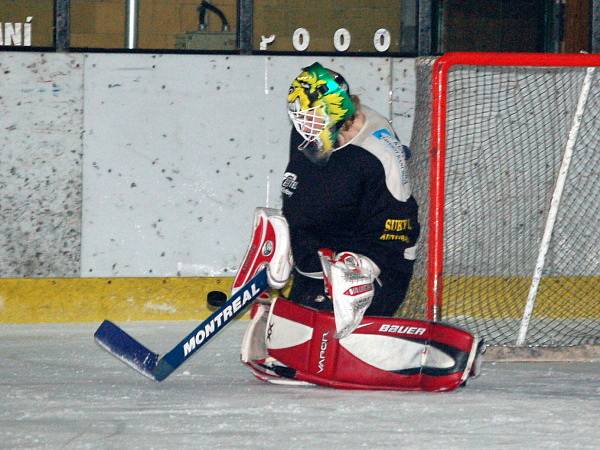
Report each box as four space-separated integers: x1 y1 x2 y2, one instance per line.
402 53 600 346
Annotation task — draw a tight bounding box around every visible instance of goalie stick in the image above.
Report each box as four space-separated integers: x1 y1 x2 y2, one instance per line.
94 267 269 382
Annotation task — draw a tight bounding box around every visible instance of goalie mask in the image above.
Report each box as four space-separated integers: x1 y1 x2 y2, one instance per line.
288 62 356 163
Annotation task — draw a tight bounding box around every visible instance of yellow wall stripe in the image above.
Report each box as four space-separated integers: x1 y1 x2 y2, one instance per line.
403 276 600 320
1 275 599 324
442 276 600 319
0 277 234 324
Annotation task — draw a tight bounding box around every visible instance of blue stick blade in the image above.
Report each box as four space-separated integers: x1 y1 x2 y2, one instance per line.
152 359 177 382
94 320 159 381
152 268 270 381
94 268 269 382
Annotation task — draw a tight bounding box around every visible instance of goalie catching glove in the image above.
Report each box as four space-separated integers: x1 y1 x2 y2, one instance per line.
319 248 381 339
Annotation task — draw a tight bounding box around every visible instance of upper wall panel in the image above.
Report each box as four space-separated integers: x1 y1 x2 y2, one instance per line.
0 52 84 277
80 55 414 276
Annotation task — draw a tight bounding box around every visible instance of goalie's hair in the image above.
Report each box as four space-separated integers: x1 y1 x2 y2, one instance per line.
341 95 361 133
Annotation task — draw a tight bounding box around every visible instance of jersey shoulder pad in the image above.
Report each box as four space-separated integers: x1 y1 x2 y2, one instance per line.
352 108 412 202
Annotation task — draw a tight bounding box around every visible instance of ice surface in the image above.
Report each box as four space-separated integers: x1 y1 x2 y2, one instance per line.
1 321 599 450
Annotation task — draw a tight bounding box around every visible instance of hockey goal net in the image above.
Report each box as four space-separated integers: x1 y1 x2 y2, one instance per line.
402 52 600 347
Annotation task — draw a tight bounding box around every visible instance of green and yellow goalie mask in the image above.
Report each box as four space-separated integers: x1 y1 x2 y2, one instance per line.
288 62 356 162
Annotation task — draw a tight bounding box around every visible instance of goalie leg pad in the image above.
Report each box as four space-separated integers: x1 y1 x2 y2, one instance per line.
265 298 482 391
240 303 270 364
240 301 314 386
233 207 293 293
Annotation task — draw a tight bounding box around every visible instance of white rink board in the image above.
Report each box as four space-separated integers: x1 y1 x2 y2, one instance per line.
81 55 415 277
0 52 85 277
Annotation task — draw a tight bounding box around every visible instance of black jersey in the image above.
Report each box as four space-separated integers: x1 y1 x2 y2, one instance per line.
281 106 420 280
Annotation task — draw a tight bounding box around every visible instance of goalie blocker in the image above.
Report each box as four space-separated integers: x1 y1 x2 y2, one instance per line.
243 297 483 391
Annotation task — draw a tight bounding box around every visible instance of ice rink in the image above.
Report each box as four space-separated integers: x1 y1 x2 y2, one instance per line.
2 321 599 450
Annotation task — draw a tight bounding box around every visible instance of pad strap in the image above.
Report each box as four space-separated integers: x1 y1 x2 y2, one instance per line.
294 267 324 279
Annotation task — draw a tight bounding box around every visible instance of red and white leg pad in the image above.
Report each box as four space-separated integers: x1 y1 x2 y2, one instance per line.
240 301 314 386
260 298 483 391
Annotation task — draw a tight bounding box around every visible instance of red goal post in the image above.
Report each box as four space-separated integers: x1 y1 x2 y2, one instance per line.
404 52 600 347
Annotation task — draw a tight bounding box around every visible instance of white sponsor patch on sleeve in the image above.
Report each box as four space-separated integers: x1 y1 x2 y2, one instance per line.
367 127 412 201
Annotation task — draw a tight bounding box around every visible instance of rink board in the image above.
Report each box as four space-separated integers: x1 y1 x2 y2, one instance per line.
1 275 599 323
0 277 233 323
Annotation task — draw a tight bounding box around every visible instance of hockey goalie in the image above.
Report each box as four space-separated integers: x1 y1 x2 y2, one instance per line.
233 207 484 392
231 62 484 391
